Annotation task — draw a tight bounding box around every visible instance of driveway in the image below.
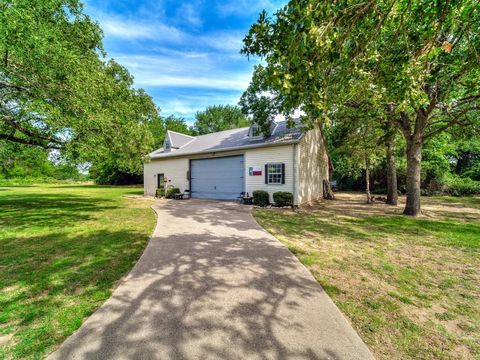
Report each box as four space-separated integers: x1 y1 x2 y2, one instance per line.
49 200 373 360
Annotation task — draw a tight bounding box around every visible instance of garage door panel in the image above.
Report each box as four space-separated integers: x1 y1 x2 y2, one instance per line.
191 156 244 200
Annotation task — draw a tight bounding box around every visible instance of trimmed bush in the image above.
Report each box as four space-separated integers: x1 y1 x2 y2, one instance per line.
273 191 294 207
253 190 269 207
165 187 180 199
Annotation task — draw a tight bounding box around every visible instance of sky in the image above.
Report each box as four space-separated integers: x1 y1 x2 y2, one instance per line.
83 0 286 124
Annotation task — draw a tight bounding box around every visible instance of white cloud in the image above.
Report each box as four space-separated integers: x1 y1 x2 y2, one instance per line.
102 17 244 53
114 53 253 90
137 75 249 90
177 3 203 28
97 14 185 42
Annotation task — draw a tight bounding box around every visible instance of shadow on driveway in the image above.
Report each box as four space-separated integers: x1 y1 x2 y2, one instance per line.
49 200 373 360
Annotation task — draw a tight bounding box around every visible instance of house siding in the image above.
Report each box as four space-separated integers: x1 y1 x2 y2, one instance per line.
143 157 189 196
297 126 329 204
144 144 296 202
244 145 295 203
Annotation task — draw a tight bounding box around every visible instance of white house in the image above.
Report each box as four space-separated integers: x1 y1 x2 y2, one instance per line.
144 121 330 206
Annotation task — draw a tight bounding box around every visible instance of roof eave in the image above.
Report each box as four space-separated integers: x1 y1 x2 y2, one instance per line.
149 138 301 160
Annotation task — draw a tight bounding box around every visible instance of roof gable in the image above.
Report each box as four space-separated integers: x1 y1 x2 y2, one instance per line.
167 130 195 149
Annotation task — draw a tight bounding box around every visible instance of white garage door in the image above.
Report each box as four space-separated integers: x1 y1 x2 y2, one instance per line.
190 156 244 200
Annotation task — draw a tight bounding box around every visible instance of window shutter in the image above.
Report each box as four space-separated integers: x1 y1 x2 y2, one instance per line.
265 164 268 184
281 163 285 184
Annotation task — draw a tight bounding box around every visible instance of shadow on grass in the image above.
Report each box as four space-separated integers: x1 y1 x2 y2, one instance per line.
0 229 151 358
255 209 371 241
0 193 118 229
350 216 480 249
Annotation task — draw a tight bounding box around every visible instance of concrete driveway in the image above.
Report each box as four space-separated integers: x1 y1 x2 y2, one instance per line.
49 200 374 360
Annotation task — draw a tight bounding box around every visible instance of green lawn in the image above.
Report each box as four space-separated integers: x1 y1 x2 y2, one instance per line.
0 185 156 359
254 193 480 360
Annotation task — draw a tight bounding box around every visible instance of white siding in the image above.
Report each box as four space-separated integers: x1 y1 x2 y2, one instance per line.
297 126 329 204
244 145 295 203
144 144 302 203
143 157 189 196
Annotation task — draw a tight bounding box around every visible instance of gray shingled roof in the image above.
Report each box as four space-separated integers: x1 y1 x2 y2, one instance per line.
150 120 305 159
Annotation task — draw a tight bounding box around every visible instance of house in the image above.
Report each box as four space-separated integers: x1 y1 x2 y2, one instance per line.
144 121 330 206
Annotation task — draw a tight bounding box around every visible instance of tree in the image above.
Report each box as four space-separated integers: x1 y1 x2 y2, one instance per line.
88 114 191 185
148 114 192 150
331 102 384 203
242 0 480 216
193 105 249 135
0 140 84 181
0 0 157 174
239 65 284 136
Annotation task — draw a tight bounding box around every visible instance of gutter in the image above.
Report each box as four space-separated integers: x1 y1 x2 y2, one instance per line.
148 138 301 161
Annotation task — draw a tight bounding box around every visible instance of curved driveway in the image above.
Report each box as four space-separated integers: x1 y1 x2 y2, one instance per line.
49 200 373 360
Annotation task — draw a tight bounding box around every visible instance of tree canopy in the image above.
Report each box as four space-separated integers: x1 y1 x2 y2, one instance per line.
193 105 249 135
0 0 157 174
242 0 480 215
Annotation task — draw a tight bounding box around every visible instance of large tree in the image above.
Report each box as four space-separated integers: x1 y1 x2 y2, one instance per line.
0 0 157 173
242 0 480 216
193 105 249 135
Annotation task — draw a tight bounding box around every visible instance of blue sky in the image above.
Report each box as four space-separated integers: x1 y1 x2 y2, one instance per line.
83 0 286 124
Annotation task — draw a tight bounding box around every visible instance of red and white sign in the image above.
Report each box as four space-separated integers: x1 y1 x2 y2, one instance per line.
249 166 262 176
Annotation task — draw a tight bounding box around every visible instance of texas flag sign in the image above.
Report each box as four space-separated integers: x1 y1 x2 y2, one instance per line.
249 166 262 176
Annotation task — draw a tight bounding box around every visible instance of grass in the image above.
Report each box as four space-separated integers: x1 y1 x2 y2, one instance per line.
254 193 480 360
0 184 156 359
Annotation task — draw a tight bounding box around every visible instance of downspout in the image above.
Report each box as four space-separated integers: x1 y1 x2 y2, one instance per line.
293 143 299 206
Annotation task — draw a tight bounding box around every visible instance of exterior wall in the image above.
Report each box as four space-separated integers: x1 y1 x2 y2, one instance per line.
244 145 295 203
297 126 329 205
144 144 299 203
143 157 189 196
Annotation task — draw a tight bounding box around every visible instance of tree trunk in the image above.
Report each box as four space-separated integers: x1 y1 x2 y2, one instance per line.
323 180 335 200
365 156 372 203
386 135 398 205
404 137 423 216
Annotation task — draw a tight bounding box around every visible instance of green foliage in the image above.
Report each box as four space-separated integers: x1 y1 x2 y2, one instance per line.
0 140 85 182
0 0 157 174
442 175 480 196
253 190 269 207
453 139 480 181
165 187 180 199
239 65 281 136
149 115 193 150
193 105 249 135
242 0 480 214
155 188 165 198
88 161 142 185
273 191 293 207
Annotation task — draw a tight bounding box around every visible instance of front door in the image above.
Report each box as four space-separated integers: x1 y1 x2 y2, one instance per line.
157 173 164 189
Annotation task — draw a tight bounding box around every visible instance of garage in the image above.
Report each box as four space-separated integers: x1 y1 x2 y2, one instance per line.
190 155 244 200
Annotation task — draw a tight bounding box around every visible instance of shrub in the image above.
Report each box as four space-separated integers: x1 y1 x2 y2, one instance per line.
253 190 269 207
273 191 294 207
165 187 180 199
442 176 480 196
155 188 165 198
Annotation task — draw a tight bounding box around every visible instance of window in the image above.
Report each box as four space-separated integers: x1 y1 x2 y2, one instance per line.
267 163 283 184
250 124 262 138
164 140 171 151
